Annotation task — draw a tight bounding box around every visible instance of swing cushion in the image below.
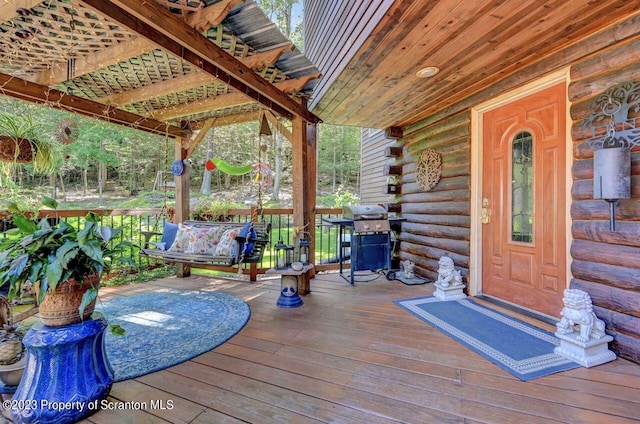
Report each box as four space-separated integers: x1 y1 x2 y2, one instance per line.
168 223 193 252
237 222 257 256
215 228 239 256
185 226 222 255
159 223 179 250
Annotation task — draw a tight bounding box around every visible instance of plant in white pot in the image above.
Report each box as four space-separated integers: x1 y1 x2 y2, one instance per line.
0 197 131 334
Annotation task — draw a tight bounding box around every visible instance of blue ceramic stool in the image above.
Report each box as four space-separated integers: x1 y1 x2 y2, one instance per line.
277 275 304 308
10 316 113 424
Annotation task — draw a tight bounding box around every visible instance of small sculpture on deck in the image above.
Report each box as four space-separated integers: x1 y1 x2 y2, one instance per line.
401 260 415 279
556 289 606 343
433 256 466 301
435 256 463 288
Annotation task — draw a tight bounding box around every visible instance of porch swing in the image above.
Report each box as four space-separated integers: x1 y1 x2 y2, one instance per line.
139 114 272 279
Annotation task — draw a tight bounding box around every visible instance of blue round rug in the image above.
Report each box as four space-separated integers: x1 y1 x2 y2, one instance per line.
95 290 250 382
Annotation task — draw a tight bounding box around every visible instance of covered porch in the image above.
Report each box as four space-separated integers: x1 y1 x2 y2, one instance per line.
80 272 640 424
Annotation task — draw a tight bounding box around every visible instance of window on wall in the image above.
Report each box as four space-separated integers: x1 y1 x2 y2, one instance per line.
512 131 534 243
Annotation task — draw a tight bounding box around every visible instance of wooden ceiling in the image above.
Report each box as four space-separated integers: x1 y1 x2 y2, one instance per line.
309 0 640 130
0 0 320 137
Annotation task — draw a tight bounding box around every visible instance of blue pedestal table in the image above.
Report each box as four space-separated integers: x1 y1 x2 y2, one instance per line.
9 316 114 424
267 265 313 308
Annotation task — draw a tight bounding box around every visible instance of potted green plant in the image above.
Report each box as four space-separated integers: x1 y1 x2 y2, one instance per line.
0 114 59 173
0 197 131 334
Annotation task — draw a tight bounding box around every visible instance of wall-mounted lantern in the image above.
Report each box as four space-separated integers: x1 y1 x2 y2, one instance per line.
584 82 639 231
593 146 630 231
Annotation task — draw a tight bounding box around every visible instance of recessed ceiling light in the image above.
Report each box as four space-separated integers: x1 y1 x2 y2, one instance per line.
416 66 440 78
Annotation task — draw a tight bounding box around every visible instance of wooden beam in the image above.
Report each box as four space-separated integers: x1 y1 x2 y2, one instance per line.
0 72 188 138
243 45 293 71
173 137 191 277
186 118 215 158
95 56 307 107
190 111 261 129
149 75 316 121
291 99 317 288
80 0 320 123
98 71 213 107
274 74 320 94
265 110 292 143
151 91 251 121
186 0 244 32
30 38 156 85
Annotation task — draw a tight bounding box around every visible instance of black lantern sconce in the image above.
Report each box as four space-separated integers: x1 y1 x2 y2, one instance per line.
274 238 294 269
584 82 638 232
298 238 310 265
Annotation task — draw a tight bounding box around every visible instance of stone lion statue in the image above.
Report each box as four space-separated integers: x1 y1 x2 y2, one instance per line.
556 289 606 343
435 256 462 288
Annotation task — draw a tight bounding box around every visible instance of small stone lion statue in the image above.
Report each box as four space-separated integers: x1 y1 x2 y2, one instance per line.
401 260 415 279
556 289 606 343
435 256 462 288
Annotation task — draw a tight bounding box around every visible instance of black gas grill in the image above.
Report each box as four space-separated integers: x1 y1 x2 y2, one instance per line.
324 205 397 284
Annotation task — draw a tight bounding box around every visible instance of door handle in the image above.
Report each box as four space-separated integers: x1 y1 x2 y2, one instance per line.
481 197 491 224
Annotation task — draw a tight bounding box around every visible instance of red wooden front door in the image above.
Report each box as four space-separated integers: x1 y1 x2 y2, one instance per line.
481 83 567 317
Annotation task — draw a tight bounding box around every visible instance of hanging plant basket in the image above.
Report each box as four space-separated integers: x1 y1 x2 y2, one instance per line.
0 136 36 163
37 276 100 327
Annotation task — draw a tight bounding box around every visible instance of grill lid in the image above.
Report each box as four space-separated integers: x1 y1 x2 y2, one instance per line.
343 205 387 220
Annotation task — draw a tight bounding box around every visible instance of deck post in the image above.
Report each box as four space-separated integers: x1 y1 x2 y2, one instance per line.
292 101 317 292
174 136 191 278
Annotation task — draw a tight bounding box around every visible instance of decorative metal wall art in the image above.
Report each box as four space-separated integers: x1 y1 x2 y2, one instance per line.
583 81 637 231
583 81 640 150
416 148 442 191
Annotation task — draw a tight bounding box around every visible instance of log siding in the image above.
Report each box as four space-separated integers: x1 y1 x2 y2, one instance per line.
394 16 640 362
305 3 640 362
568 41 640 362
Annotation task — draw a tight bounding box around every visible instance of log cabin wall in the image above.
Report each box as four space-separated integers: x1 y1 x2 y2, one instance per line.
360 128 396 205
398 112 471 283
395 18 640 363
567 43 640 363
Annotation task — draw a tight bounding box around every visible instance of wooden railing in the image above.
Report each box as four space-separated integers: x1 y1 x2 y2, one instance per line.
1 207 346 278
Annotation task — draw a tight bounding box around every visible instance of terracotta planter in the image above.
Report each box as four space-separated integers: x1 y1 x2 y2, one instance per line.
0 136 36 163
0 340 22 365
38 275 100 327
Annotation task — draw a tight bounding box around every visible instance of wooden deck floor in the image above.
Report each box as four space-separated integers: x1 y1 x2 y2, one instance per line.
81 272 640 424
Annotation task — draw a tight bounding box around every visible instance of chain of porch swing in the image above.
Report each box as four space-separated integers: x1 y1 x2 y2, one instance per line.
237 112 269 274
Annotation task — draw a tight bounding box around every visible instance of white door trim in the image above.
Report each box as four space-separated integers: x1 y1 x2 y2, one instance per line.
469 67 573 296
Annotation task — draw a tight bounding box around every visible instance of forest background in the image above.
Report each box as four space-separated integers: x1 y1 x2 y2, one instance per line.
0 0 362 216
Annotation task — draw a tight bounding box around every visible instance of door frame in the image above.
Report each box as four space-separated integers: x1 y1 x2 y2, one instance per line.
469 67 573 302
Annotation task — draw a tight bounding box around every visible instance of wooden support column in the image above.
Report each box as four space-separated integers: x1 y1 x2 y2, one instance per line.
292 101 317 293
174 137 191 278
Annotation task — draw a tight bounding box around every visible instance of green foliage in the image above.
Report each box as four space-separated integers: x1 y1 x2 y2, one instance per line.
0 188 48 218
317 186 359 207
0 197 136 327
317 124 361 193
190 196 243 220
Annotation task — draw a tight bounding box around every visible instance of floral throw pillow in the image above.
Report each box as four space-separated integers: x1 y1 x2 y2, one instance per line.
185 227 220 255
168 224 193 252
215 228 238 257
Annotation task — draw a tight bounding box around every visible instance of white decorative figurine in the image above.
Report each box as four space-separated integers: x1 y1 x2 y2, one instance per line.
554 288 616 367
435 256 463 288
401 259 415 279
433 256 466 301
556 289 606 343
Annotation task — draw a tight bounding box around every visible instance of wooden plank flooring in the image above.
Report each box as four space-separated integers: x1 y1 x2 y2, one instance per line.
81 272 640 424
